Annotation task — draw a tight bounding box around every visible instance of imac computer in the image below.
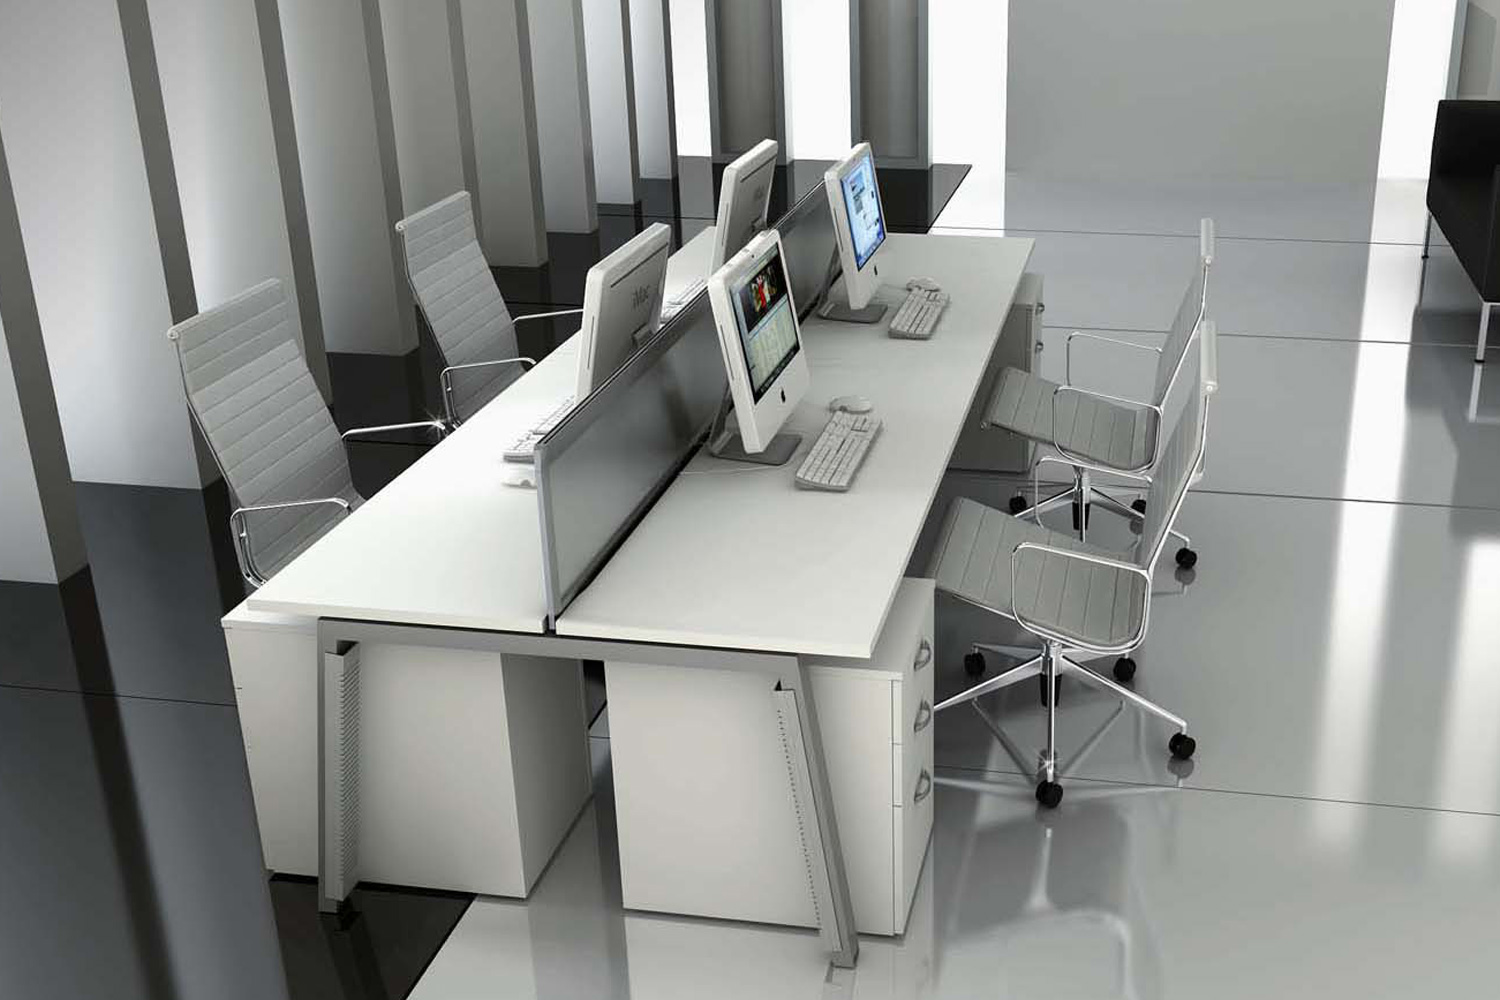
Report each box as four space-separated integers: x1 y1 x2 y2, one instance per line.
706 228 808 466
576 223 672 396
711 139 779 270
821 142 889 323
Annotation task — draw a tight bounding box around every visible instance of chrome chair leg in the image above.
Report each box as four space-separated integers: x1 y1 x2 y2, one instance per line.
936 655 1043 712
1011 487 1076 521
1061 656 1188 735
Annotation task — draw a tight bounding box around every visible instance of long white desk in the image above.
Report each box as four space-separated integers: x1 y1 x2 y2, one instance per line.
557 234 1033 658
237 224 1033 970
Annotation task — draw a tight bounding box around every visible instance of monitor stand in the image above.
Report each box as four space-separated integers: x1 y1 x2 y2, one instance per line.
705 394 802 466
709 432 802 466
815 249 887 324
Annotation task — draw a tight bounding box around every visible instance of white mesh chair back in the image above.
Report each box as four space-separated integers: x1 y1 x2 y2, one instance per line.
1139 322 1215 573
1150 219 1214 405
168 279 356 580
396 192 521 421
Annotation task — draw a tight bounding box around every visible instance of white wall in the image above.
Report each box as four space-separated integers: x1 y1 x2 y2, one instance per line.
0 0 204 489
529 0 599 232
629 0 678 178
460 0 548 265
379 0 469 215
668 0 713 157
279 0 413 355
1008 0 1397 182
930 0 1005 170
1377 0 1463 179
1458 0 1500 97
782 0 851 160
146 0 330 393
582 0 641 205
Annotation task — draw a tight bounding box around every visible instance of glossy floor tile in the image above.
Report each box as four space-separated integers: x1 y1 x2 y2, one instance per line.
928 485 1500 815
407 757 1500 1000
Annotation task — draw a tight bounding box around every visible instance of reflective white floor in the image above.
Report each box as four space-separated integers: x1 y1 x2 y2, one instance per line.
403 173 1500 997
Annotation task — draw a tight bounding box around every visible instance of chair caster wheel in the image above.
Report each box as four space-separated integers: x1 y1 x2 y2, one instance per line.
1039 674 1062 706
1113 657 1137 683
1009 494 1028 515
1131 498 1147 514
963 651 986 678
1035 780 1064 809
1169 732 1197 760
1175 547 1198 570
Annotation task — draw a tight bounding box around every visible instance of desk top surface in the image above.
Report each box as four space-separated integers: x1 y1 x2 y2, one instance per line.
243 230 1033 658
241 232 715 632
557 233 1033 658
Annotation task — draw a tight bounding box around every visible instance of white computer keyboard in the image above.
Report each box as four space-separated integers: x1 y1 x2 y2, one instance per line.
794 410 883 492
503 395 576 463
888 286 949 340
662 277 708 319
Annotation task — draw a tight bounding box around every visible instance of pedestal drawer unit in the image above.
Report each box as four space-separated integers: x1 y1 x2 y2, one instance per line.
605 577 936 935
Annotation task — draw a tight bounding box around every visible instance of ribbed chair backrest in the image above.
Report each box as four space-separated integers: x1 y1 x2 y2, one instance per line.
168 279 357 580
1150 218 1214 406
1138 320 1215 574
396 192 521 421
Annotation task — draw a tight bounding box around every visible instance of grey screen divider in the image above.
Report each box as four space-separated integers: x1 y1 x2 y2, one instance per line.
535 186 840 625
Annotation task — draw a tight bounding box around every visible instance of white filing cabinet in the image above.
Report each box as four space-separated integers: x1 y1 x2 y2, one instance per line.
948 271 1044 472
222 603 592 897
605 578 935 936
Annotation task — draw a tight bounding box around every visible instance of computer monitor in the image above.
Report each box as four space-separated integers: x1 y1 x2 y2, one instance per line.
711 139 779 270
577 223 672 397
821 142 888 322
706 228 808 465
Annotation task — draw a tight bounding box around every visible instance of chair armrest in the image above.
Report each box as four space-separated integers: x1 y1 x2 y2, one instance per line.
340 419 446 442
1009 541 1151 652
1431 101 1500 179
229 498 352 587
1050 385 1161 473
1065 331 1161 387
439 357 537 426
511 307 584 325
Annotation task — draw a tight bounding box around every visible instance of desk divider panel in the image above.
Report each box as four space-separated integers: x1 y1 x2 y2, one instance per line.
535 186 839 625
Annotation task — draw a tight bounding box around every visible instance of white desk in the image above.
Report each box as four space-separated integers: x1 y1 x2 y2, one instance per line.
557 234 1034 658
233 226 1033 970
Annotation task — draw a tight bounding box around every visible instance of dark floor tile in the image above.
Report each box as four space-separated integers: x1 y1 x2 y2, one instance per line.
270 879 471 1000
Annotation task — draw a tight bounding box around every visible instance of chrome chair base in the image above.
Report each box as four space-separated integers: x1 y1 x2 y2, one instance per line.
1012 476 1192 551
938 639 1196 808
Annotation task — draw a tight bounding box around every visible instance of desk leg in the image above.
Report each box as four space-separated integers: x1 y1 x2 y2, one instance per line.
317 626 361 913
773 661 859 969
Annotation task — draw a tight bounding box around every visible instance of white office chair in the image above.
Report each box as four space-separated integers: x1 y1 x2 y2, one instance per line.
395 192 581 428
993 220 1214 566
168 279 440 587
928 323 1217 808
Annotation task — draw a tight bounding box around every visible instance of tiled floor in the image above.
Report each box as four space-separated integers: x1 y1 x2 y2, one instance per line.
5 156 1500 1000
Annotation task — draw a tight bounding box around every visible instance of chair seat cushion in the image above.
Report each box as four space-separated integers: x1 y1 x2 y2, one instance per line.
984 368 1157 471
927 497 1147 650
1429 175 1499 298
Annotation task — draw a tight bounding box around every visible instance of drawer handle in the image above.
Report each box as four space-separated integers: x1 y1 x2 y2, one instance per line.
912 699 932 734
913 769 932 804
913 637 933 671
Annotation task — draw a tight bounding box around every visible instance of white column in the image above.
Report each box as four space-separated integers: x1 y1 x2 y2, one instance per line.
0 0 206 489
0 129 87 584
458 0 548 265
375 0 470 216
529 0 600 233
781 0 853 160
143 0 331 397
582 0 642 206
667 0 713 157
630 0 678 179
277 0 415 355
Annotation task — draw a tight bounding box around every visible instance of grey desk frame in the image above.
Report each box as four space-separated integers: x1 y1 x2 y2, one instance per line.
314 617 860 968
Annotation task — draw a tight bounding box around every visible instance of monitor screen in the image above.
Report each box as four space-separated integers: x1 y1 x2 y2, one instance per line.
839 152 886 271
731 248 799 400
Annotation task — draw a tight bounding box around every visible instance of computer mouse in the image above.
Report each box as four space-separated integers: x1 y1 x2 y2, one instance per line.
906 277 941 293
502 467 537 489
828 395 875 415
